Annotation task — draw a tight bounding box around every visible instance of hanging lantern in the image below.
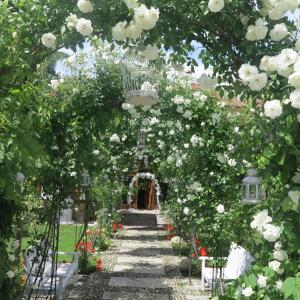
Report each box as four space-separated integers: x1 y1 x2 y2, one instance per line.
241 169 265 204
16 172 25 193
81 170 91 187
121 48 160 106
137 129 146 149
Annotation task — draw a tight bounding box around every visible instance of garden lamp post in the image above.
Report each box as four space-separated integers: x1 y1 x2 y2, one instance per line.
241 168 265 204
137 128 146 150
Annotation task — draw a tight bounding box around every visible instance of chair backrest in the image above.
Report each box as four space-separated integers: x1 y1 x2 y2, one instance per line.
224 243 254 279
23 243 53 282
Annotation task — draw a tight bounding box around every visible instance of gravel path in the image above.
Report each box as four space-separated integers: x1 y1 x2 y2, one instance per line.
63 209 209 300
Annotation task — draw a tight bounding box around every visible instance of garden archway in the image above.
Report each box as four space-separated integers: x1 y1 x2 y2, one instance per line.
128 172 161 210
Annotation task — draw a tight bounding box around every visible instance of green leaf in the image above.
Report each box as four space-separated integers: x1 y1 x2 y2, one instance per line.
282 277 300 300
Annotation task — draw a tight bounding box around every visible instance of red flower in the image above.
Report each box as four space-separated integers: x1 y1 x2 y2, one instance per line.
191 252 196 257
96 258 102 264
166 234 174 240
194 239 200 246
96 265 102 272
118 224 124 229
198 247 208 256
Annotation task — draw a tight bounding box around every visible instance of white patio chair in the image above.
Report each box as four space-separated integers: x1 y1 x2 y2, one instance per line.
23 245 80 300
199 243 254 290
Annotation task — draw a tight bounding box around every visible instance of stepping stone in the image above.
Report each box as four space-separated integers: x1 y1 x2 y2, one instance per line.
119 248 161 256
186 296 210 300
113 264 165 275
102 291 169 300
108 277 169 289
121 241 159 248
117 256 163 265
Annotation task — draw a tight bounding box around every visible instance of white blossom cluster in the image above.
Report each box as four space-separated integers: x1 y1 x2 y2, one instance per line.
112 1 159 42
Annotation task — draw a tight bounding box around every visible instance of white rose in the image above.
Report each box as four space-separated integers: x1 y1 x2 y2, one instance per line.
270 23 289 41
125 21 143 40
255 23 268 40
248 73 268 91
257 274 267 288
264 100 283 119
217 153 227 163
190 135 199 146
141 81 156 92
288 72 300 88
183 110 192 120
273 249 288 261
216 204 225 214
268 260 284 274
112 21 127 41
70 171 77 177
77 0 94 13
66 13 78 29
183 207 190 215
227 158 237 167
93 150 100 156
250 209 272 231
208 0 224 13
260 56 278 73
242 287 254 297
269 6 285 20
141 44 159 60
290 89 300 109
292 172 300 184
262 224 281 242
278 49 297 67
246 25 256 41
8 255 16 262
76 18 93 36
238 64 259 82
109 134 120 143
274 242 282 250
125 0 138 9
41 33 56 49
6 271 14 278
277 66 293 78
276 280 283 290
134 5 159 30
122 103 133 110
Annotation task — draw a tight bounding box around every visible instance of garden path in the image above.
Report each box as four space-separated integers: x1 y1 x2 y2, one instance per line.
64 209 209 300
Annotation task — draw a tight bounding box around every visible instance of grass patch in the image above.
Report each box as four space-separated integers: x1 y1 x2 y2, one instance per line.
22 224 94 262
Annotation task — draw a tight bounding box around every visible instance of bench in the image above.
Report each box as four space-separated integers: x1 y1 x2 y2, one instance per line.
199 243 254 291
23 245 80 300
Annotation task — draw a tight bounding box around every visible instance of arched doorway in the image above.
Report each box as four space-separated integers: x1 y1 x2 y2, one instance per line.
128 172 161 210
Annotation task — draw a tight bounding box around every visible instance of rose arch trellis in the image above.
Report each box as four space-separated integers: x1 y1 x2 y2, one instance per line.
127 172 161 209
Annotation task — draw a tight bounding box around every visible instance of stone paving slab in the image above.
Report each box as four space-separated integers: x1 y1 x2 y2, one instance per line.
108 277 169 289
102 291 169 300
119 248 161 256
186 296 210 300
113 264 165 275
121 241 159 249
117 256 163 265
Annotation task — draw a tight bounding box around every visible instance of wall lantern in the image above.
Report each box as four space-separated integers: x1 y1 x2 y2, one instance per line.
82 170 91 187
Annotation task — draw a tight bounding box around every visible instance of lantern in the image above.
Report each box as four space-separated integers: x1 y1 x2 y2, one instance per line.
81 170 91 187
121 47 160 106
137 129 146 149
241 169 265 204
16 172 25 193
